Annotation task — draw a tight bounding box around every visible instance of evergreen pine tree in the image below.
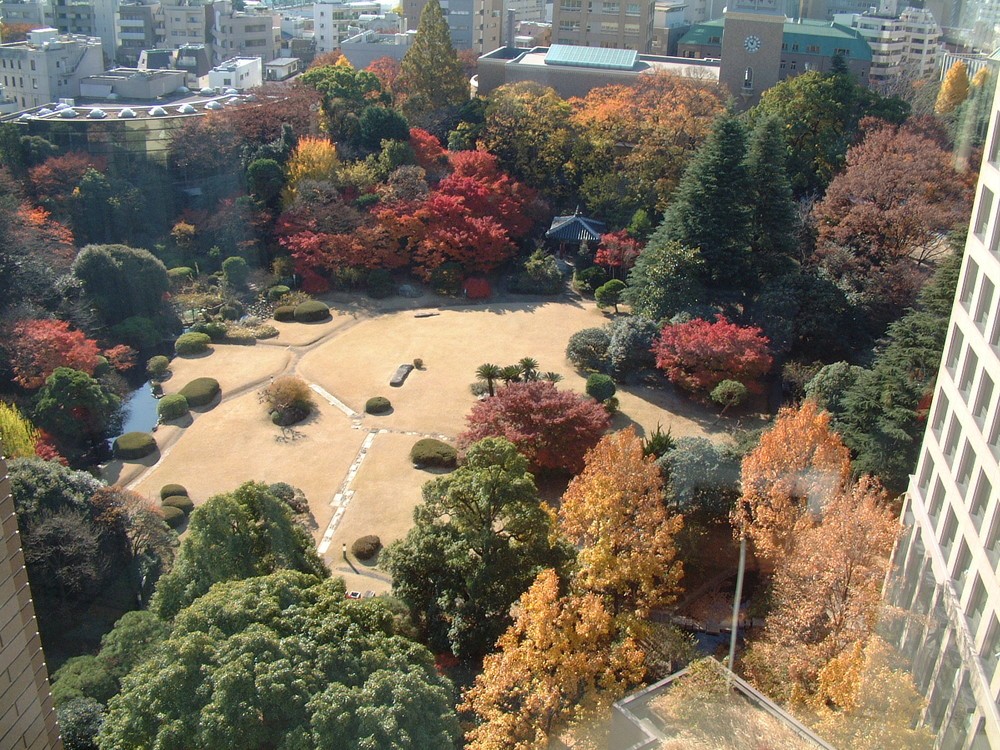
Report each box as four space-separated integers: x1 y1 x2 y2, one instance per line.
659 113 751 296
745 115 799 280
398 0 468 124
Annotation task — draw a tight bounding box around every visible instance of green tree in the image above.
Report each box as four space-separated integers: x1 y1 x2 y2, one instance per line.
659 113 751 296
745 115 799 278
398 0 467 124
480 82 576 199
475 363 502 397
58 697 104 750
751 68 908 195
151 482 327 619
99 572 460 750
72 244 169 324
595 279 626 313
833 253 961 492
33 368 122 463
382 437 567 658
622 233 704 322
357 105 410 150
245 158 285 206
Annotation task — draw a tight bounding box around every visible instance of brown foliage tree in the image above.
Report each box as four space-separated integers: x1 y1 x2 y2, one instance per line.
459 569 645 749
731 400 851 564
742 476 899 705
559 428 684 623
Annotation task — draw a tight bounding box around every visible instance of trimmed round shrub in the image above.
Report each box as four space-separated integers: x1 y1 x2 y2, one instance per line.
168 266 195 284
351 535 381 561
189 321 227 340
410 438 457 468
162 495 194 514
160 484 188 500
179 377 220 407
222 256 249 288
294 300 331 322
585 373 617 402
220 302 243 321
112 316 162 350
157 394 189 422
113 432 157 460
174 332 211 355
147 355 170 380
365 396 391 415
267 285 290 301
367 269 395 299
566 327 611 372
161 505 185 529
274 305 296 322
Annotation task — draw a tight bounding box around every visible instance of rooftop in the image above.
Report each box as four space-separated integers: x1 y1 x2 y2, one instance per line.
481 45 720 80
679 18 872 60
1 93 250 123
545 44 639 70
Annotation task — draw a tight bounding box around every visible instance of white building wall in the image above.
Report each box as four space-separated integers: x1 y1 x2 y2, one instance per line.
889 77 1000 749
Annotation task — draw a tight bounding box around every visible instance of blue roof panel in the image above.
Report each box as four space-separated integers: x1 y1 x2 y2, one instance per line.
544 44 638 70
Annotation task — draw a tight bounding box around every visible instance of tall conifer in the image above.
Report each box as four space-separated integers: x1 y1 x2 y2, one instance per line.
399 0 468 123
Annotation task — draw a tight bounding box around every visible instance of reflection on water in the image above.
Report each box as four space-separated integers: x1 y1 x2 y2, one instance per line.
108 382 159 444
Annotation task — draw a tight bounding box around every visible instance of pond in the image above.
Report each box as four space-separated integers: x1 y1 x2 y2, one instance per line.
108 382 159 445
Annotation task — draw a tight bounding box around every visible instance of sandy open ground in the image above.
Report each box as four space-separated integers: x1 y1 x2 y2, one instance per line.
107 295 732 589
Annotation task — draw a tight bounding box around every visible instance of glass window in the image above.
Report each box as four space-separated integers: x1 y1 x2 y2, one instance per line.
973 372 994 421
990 111 1000 165
960 259 979 307
626 3 640 13
943 415 961 458
966 577 986 636
975 277 995 327
959 350 978 394
955 441 974 488
928 476 945 520
602 2 620 12
973 186 993 239
939 508 957 556
981 616 999 677
969 472 991 522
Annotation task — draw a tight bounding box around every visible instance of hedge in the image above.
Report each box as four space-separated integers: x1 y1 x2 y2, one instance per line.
162 495 194 514
179 377 220 407
189 321 227 340
274 306 296 322
267 285 290 301
168 267 195 284
294 300 331 322
174 332 211 356
113 432 157 460
585 373 617 402
410 438 457 469
160 484 188 500
161 506 185 529
157 394 189 422
365 396 391 415
351 535 381 561
147 355 170 380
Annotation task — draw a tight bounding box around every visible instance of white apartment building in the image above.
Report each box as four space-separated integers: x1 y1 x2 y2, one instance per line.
403 0 503 53
835 3 941 83
207 53 260 87
885 78 1000 749
0 27 103 108
313 0 378 54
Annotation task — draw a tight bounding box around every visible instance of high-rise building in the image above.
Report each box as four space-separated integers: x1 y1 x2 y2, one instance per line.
403 0 503 53
0 28 104 108
0 452 62 750
884 77 1000 749
550 0 656 52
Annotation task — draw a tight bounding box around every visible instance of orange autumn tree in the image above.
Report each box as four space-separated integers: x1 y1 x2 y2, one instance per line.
559 428 684 624
460 569 645 750
742 476 900 706
731 399 852 564
569 72 725 217
7 319 101 389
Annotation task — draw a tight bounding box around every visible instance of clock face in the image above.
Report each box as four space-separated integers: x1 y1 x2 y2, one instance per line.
744 35 762 52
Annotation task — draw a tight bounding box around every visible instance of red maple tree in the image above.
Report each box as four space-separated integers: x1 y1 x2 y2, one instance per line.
653 315 772 396
459 381 610 473
8 319 102 389
595 230 643 279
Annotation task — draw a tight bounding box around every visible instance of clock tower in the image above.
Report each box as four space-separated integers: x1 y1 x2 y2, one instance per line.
720 0 785 109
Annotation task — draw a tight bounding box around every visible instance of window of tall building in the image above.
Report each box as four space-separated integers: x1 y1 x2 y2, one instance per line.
955 441 974 488
973 373 994 423
626 2 640 13
623 23 639 33
953 541 971 584
969 471 991 525
966 576 986 636
943 414 961 459
986 505 1000 565
981 616 999 677
960 260 979 308
974 277 995 329
602 2 620 11
973 186 994 239
928 476 945 520
940 508 958 557
989 111 1000 165
959 350 979 395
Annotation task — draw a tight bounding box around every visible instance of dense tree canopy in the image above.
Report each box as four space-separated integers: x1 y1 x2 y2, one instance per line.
100 572 460 750
383 438 567 658
397 0 467 125
151 482 326 619
72 244 169 325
